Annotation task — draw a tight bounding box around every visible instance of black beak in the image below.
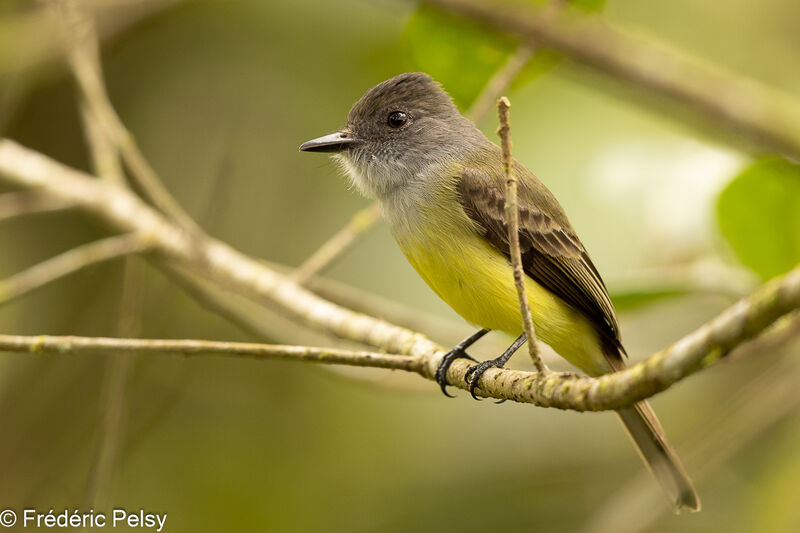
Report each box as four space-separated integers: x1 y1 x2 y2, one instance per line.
299 131 362 153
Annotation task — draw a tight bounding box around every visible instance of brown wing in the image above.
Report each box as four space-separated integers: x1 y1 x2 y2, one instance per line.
458 168 624 356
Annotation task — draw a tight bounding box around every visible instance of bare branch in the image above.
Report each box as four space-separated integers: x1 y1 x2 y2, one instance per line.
292 202 381 285
0 191 73 221
79 103 125 183
497 96 546 372
1 138 799 410
43 0 200 230
0 334 422 373
419 0 800 160
50 0 125 184
0 232 151 304
468 45 534 124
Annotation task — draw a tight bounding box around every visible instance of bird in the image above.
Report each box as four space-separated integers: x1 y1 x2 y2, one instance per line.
300 72 700 512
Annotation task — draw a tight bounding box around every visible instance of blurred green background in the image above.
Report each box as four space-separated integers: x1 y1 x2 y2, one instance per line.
1 0 800 531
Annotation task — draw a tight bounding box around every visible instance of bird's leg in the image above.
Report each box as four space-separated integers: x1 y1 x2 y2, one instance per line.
464 333 527 401
435 328 489 397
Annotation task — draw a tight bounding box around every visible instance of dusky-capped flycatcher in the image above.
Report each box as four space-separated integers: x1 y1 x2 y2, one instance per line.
300 72 699 512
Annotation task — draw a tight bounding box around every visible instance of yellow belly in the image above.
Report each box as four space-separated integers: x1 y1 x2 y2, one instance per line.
398 225 610 375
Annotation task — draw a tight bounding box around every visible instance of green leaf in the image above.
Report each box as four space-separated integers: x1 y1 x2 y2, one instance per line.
610 288 689 311
523 0 605 13
717 157 800 280
402 1 605 112
571 0 606 12
401 5 516 111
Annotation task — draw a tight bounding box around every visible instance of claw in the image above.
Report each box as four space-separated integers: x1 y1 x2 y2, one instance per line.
464 332 527 401
435 358 456 398
465 360 500 400
434 329 489 397
435 347 477 397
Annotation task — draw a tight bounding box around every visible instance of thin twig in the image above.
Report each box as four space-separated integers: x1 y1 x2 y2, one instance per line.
82 261 141 514
467 0 569 123
0 334 423 372
0 191 73 221
51 0 125 184
497 97 546 373
116 130 202 232
419 0 800 160
468 45 534 123
292 202 381 285
79 102 124 184
0 233 150 304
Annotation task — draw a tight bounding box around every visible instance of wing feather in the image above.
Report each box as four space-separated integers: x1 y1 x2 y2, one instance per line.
458 168 624 354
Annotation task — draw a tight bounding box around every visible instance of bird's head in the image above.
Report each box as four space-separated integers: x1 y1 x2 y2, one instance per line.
300 72 477 199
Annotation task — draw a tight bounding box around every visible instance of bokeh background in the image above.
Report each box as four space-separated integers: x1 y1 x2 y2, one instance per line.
1 0 800 531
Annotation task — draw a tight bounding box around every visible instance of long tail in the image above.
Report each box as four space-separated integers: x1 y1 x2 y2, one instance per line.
615 402 700 512
600 342 700 512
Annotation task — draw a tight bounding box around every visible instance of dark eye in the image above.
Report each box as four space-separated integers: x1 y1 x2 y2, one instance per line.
387 111 408 128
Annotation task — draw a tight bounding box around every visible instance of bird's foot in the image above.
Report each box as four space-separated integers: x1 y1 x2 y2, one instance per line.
435 346 477 398
464 356 510 401
435 329 489 397
463 332 527 401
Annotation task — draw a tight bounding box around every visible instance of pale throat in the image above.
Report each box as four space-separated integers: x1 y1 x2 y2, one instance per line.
334 153 403 200
335 151 451 230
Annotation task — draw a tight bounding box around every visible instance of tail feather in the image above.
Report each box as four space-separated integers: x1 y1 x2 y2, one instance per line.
616 404 700 512
601 341 700 512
